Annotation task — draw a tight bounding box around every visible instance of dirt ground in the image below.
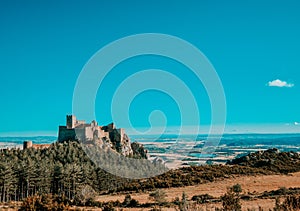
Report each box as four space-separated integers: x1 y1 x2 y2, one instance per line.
96 172 300 210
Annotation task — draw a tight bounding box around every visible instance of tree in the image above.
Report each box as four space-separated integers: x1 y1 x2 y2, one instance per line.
179 192 189 211
74 185 96 205
220 186 242 211
122 194 132 207
63 163 83 200
0 161 16 202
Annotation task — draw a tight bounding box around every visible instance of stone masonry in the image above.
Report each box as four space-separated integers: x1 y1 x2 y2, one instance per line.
58 115 133 156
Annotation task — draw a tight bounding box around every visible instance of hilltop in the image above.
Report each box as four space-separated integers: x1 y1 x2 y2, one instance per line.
227 148 300 173
1 142 300 210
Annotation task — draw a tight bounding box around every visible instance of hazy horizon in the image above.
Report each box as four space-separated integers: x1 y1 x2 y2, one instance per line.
1 123 300 137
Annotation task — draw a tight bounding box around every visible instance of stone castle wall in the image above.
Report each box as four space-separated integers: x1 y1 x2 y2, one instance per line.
22 115 148 159
58 115 122 144
58 125 76 142
23 141 50 150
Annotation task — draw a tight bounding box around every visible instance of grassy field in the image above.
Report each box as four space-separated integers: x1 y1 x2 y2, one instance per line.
2 172 300 210
96 172 300 210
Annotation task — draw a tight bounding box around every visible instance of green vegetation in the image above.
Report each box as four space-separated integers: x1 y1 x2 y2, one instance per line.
191 193 214 204
220 185 242 211
0 141 128 203
12 186 300 210
122 194 139 207
19 194 70 211
1 141 300 210
228 148 300 174
274 195 300 211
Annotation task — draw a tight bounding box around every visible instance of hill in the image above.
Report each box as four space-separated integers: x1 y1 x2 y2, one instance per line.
227 148 300 173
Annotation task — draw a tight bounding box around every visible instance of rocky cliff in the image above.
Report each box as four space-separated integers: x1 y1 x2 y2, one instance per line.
86 123 148 159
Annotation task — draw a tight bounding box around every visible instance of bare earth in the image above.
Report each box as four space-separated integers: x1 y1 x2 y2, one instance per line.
97 172 300 210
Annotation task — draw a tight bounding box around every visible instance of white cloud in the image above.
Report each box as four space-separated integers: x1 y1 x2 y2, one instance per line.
267 79 294 88
295 122 300 126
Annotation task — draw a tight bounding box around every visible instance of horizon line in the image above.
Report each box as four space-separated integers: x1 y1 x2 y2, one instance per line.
0 123 300 137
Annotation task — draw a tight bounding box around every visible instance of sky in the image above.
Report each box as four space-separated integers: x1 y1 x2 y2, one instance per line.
0 0 300 136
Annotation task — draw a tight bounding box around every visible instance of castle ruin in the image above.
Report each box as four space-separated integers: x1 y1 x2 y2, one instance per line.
21 115 148 159
58 115 132 156
23 141 51 150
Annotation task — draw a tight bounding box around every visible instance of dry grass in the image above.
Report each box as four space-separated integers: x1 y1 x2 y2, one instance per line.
96 172 300 210
3 172 299 210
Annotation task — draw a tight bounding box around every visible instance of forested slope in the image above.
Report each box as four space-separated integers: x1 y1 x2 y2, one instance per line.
1 141 299 203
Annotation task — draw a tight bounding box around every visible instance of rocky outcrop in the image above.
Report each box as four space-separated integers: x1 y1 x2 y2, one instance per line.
106 128 133 156
131 142 148 159
88 124 149 159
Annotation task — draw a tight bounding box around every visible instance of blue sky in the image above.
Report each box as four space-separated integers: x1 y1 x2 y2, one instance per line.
0 0 300 135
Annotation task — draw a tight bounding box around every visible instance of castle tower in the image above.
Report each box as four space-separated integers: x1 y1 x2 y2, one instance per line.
66 115 77 129
23 141 32 149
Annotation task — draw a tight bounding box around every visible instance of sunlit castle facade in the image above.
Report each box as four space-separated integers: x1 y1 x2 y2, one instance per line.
58 115 125 143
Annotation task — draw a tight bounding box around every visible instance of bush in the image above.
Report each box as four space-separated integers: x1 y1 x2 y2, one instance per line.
232 184 242 195
173 196 180 205
122 194 139 207
274 195 300 210
149 190 167 205
73 185 96 206
220 186 242 211
19 194 70 211
102 202 116 211
191 194 214 204
85 198 102 207
122 194 132 207
129 198 139 207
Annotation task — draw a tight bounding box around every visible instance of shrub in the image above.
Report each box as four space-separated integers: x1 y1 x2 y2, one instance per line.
128 198 139 207
173 196 180 205
122 194 132 207
19 194 70 211
122 194 139 207
149 190 167 205
102 202 116 211
191 194 214 204
220 186 242 211
232 184 242 195
73 185 96 206
274 195 300 210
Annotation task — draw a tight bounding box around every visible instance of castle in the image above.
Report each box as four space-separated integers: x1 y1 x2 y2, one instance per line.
57 115 133 156
58 115 125 142
22 115 148 158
